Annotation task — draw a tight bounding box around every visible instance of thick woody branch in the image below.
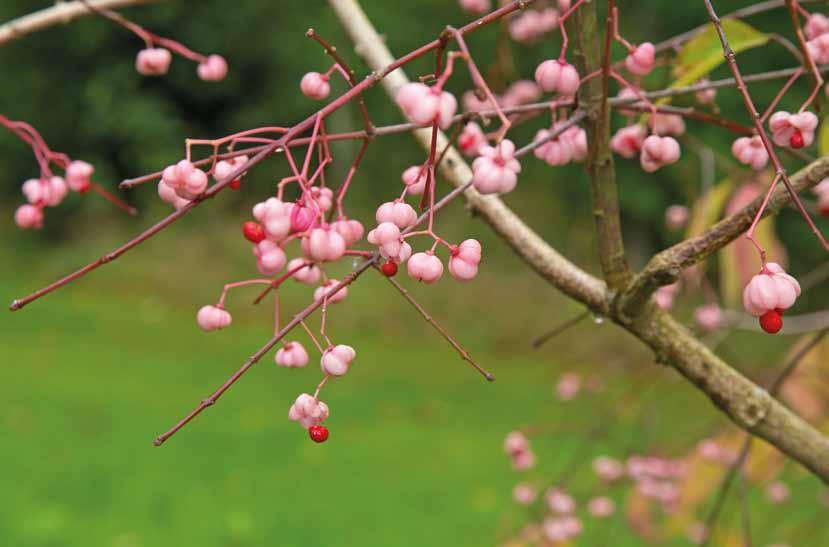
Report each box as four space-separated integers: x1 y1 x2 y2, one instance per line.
331 0 829 482
0 0 159 47
571 0 631 291
620 156 829 317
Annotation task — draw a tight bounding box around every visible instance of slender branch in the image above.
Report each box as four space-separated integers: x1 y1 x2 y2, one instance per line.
571 0 631 291
379 269 494 381
0 0 160 47
531 310 589 348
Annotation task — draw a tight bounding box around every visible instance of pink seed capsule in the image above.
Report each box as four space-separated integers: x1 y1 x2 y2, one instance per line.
320 344 356 376
275 342 309 368
407 252 444 284
196 305 232 332
300 72 331 100
640 135 681 172
197 54 228 82
135 47 172 76
769 111 818 149
65 160 94 193
471 139 521 194
14 204 44 229
625 42 656 76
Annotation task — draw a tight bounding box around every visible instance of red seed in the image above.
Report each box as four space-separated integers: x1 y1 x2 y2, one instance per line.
229 178 242 190
381 261 398 277
790 131 805 149
242 221 266 244
309 425 329 443
759 310 783 334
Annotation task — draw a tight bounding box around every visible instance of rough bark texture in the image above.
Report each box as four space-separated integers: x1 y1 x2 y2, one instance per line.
329 0 829 483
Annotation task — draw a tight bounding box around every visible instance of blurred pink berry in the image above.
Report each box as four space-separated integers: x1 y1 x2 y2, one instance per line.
807 33 829 64
545 488 575 514
287 258 321 285
302 227 347 262
534 60 580 96
509 10 559 44
376 200 417 229
331 218 364 246
275 342 309 368
396 82 457 128
22 177 67 207
197 54 228 81
501 80 542 108
65 160 94 193
766 481 791 504
504 431 529 455
806 13 829 39
665 204 689 230
625 42 656 76
650 113 686 136
308 186 334 212
769 111 818 149
654 281 680 310
472 139 521 194
253 240 287 275
402 165 428 195
408 252 444 284
288 393 329 429
593 456 624 482
513 483 537 505
290 203 316 233
14 204 43 229
459 122 488 156
321 344 356 376
458 0 490 15
694 303 724 333
449 239 482 282
512 450 536 471
213 155 248 184
731 136 769 170
743 263 801 317
588 496 615 518
687 522 707 545
640 135 681 172
555 372 581 401
557 0 571 10
253 197 293 241
610 124 647 158
161 159 208 200
314 279 349 305
300 72 330 100
695 78 717 104
135 47 172 76
196 305 232 331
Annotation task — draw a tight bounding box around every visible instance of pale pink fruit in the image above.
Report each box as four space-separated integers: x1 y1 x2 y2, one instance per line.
396 82 457 128
300 72 330 100
545 488 575 514
22 177 67 207
592 456 624 482
742 263 801 316
694 303 724 333
665 204 689 230
330 218 364 246
407 252 444 284
213 155 249 182
640 135 681 172
308 186 334 212
650 113 686 136
376 201 417 229
253 198 292 241
157 180 191 210
807 33 829 64
449 239 482 282
197 54 228 82
534 60 580 96
402 165 428 195
625 42 656 76
533 128 573 166
287 258 321 284
65 160 94 192
513 483 537 505
555 372 581 401
302 227 346 262
769 111 818 148
695 78 717 104
196 305 232 331
288 393 329 429
367 221 403 258
504 431 529 455
275 342 309 368
135 48 172 76
512 449 536 471
731 136 769 170
654 281 681 310
588 496 615 518
314 279 348 304
14 204 43 229
765 481 790 504
458 122 487 156
161 159 208 200
472 139 521 194
458 0 491 15
321 344 356 376
806 13 829 40
501 80 542 108
610 124 647 158
290 203 316 233
253 240 287 275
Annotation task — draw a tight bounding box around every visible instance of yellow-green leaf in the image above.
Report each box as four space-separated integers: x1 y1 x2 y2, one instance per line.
819 117 829 157
685 178 736 239
671 19 769 90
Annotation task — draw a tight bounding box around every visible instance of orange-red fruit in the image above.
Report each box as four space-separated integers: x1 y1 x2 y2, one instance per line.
381 261 398 277
790 130 805 149
759 310 783 334
229 178 242 190
309 425 329 443
242 221 266 243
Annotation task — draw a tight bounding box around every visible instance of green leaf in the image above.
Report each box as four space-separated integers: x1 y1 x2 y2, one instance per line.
671 19 769 90
685 178 736 239
819 117 829 157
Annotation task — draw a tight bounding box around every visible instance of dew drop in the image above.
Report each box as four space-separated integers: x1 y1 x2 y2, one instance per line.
592 314 604 325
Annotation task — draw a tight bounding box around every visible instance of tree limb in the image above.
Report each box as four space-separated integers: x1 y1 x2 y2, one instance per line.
0 0 160 47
